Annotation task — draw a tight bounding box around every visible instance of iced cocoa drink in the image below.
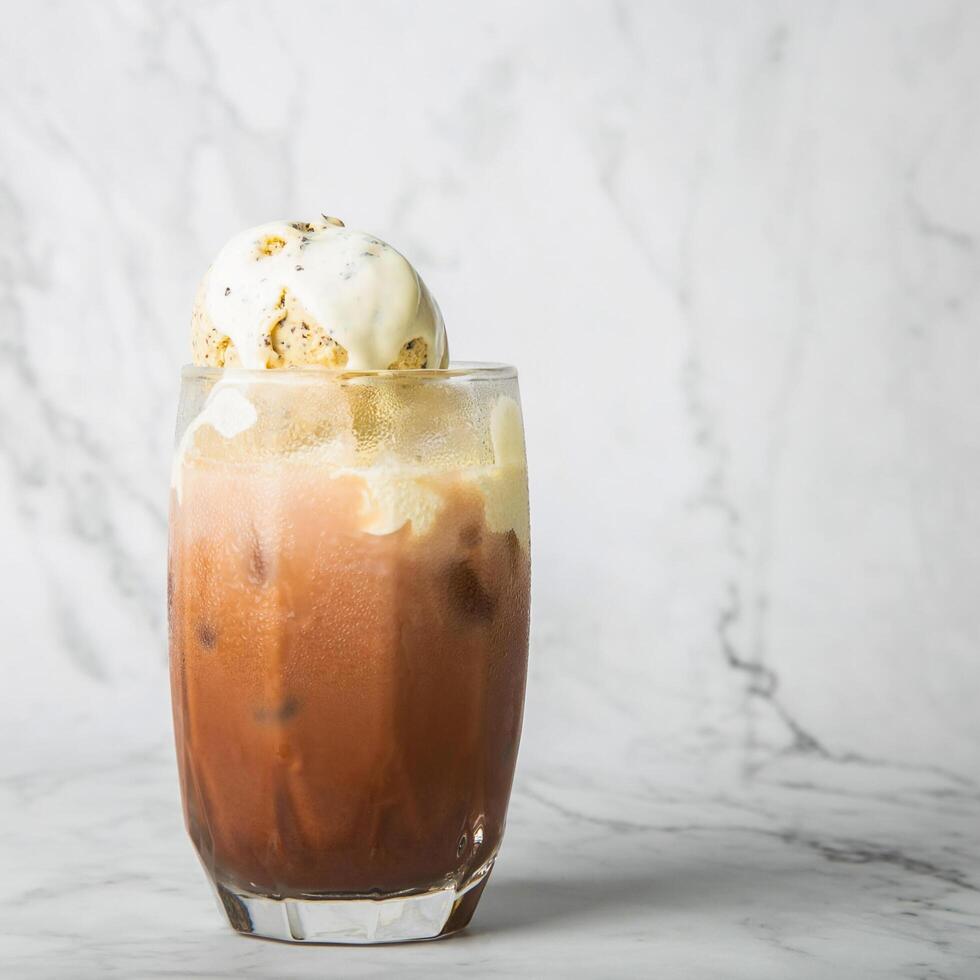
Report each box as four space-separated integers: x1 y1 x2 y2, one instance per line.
169 220 530 943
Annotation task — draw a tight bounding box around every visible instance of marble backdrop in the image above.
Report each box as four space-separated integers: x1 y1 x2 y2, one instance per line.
2 2 979 977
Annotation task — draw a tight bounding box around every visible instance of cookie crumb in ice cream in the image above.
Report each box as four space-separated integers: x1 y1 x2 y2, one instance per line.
269 290 349 368
257 235 287 257
389 337 429 369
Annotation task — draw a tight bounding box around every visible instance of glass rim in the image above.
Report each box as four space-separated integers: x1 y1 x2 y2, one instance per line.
181 360 517 382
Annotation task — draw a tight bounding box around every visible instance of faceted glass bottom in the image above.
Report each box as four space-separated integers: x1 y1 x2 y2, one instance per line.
211 860 494 944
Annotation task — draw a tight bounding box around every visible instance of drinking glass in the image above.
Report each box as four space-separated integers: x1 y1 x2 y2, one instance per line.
168 364 530 943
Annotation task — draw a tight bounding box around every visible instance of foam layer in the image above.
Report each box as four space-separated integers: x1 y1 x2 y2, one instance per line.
172 385 529 551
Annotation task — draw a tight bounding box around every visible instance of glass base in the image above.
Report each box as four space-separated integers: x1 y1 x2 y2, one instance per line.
211 860 494 944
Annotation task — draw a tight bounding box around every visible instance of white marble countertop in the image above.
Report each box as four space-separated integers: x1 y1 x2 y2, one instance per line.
3 705 979 980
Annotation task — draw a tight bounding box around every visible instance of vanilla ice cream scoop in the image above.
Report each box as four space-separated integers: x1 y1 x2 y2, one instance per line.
191 218 448 370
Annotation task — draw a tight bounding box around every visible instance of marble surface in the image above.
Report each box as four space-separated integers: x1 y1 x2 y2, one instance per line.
3 734 980 978
2 1 980 977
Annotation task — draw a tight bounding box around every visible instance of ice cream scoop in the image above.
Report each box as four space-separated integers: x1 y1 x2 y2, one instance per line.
191 218 448 370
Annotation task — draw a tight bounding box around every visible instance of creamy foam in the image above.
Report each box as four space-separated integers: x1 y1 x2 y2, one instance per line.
171 385 257 503
172 387 528 550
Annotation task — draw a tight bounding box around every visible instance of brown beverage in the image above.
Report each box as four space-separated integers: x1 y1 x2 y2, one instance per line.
169 367 530 942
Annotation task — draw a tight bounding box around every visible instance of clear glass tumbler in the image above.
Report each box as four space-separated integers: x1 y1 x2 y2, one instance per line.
168 364 530 943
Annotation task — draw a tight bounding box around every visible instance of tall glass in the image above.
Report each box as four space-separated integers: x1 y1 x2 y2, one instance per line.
168 365 530 943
